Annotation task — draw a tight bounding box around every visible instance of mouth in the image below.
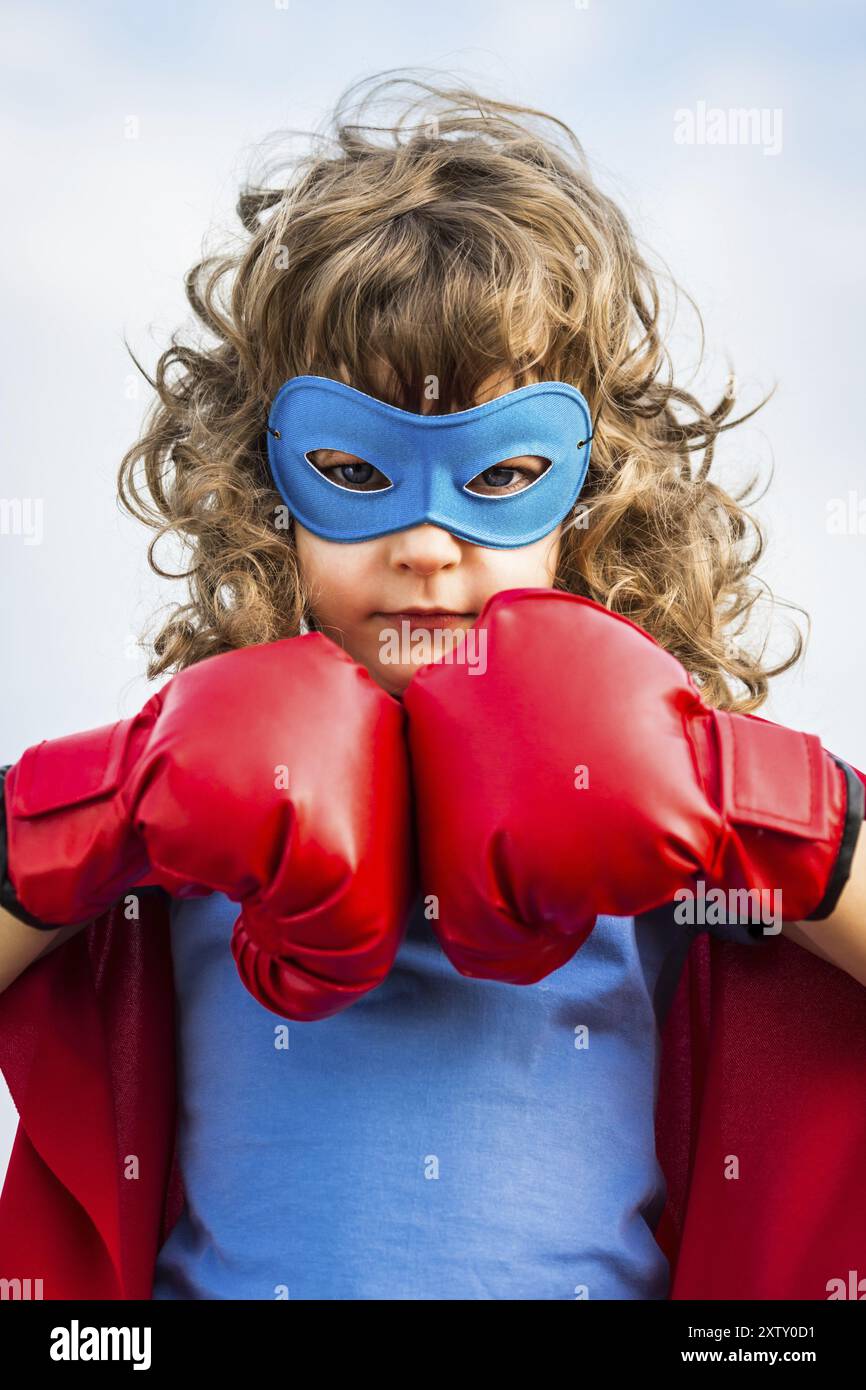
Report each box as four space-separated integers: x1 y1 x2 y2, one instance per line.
375 609 477 629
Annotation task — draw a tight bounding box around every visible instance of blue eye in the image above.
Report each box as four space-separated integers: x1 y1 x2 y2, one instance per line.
480 466 521 488
307 452 392 492
466 457 551 496
339 462 375 485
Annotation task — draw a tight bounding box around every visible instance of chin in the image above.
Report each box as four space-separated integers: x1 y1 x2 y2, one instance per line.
383 665 415 693
368 661 420 696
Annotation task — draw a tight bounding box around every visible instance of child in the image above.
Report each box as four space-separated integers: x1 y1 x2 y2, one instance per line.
1 73 865 1301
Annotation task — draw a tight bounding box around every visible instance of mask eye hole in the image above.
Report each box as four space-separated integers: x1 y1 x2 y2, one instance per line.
464 456 551 497
306 449 393 492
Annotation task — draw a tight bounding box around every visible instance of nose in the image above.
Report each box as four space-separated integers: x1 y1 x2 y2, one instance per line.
385 523 464 575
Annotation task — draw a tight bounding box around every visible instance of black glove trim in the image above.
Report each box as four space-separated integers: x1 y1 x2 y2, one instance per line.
0 764 61 929
805 757 865 921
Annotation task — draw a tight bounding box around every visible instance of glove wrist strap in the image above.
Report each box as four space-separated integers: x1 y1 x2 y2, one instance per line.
804 758 865 920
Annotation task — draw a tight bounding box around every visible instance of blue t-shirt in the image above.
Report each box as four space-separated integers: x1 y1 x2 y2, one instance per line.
152 891 762 1301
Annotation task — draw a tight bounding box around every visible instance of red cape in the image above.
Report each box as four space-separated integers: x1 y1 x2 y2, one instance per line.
1 767 864 1300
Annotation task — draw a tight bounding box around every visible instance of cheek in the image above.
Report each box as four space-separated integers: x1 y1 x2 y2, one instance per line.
294 530 337 607
545 528 563 578
294 536 326 609
295 530 381 617
539 524 561 562
494 528 561 585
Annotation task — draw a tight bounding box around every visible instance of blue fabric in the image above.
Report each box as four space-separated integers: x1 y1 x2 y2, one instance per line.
266 375 592 548
152 891 760 1301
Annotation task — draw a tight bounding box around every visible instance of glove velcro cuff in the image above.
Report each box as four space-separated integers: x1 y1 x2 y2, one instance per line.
709 712 852 921
0 765 57 929
2 717 154 924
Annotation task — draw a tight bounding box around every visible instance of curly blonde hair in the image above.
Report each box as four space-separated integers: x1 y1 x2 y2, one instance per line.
118 69 804 711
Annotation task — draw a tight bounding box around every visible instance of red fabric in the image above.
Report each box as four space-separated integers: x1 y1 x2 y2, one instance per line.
0 897 182 1298
1 766 864 1300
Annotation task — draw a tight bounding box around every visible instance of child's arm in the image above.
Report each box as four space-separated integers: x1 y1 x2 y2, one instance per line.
782 821 866 986
0 906 90 995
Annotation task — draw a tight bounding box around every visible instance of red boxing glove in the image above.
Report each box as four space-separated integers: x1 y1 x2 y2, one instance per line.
403 588 863 984
3 635 414 1020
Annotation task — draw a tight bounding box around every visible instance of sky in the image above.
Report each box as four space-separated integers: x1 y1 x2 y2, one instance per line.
1 0 864 1162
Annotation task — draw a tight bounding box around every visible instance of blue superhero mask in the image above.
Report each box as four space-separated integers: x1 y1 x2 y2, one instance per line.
265 374 593 548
